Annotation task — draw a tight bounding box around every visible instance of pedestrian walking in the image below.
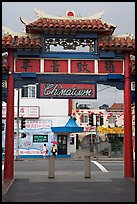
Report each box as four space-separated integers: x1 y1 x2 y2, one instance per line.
42 144 48 159
51 144 57 156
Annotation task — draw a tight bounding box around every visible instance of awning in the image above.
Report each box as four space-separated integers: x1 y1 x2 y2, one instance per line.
51 116 84 133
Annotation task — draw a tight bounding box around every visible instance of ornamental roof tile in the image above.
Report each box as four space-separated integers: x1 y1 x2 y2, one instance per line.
25 17 115 36
2 34 42 49
2 34 135 54
98 36 135 53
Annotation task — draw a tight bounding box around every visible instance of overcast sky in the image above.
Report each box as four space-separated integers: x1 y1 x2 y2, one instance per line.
2 2 135 108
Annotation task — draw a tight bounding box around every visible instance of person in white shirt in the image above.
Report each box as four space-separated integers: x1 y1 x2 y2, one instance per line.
42 144 48 159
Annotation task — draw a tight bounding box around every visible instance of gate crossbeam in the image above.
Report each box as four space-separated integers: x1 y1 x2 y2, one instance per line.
14 73 124 90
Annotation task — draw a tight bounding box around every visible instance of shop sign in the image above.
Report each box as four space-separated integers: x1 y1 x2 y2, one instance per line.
19 149 43 155
25 120 52 128
38 83 97 99
98 126 124 134
33 135 48 143
2 106 40 118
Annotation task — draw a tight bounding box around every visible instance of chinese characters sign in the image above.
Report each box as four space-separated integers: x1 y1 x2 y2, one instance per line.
16 59 40 72
44 60 68 72
38 83 97 99
71 60 94 73
98 60 123 73
15 58 124 74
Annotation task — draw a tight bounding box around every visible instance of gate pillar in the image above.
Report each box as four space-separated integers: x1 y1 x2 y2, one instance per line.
4 49 14 180
124 53 134 178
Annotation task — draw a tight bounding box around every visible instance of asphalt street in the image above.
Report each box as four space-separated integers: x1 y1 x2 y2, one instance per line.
2 159 135 202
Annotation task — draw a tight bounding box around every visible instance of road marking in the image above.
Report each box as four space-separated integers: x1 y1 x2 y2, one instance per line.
91 161 108 172
2 164 4 171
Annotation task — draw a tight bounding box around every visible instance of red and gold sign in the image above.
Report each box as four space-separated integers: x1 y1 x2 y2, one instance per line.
15 59 124 74
38 83 97 99
16 59 40 72
71 60 94 73
98 60 123 73
44 60 68 73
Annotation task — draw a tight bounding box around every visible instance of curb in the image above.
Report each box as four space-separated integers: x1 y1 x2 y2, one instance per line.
2 179 15 195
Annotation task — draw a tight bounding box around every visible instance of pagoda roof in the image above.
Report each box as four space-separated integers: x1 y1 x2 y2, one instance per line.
2 9 135 54
24 18 116 36
19 9 116 36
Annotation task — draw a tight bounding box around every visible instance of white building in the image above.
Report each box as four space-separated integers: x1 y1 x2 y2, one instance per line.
2 86 80 158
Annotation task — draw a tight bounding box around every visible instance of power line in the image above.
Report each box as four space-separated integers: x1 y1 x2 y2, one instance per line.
97 86 111 92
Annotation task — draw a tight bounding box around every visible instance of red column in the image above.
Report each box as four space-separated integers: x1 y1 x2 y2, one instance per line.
4 49 14 180
124 53 134 178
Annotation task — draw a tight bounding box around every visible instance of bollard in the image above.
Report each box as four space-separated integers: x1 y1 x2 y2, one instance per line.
84 155 91 178
48 156 55 178
108 143 111 158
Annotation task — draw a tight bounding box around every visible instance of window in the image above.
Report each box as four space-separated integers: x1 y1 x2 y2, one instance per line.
81 114 88 123
70 137 74 145
108 116 115 123
21 85 36 98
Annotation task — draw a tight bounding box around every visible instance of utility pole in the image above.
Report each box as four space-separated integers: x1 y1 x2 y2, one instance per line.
95 114 100 160
15 89 20 160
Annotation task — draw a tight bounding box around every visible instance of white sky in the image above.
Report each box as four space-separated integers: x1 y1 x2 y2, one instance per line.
2 2 135 108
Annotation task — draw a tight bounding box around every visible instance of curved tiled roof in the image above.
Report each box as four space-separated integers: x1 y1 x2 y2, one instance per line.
19 9 116 36
24 17 116 36
98 36 135 53
2 34 135 54
2 34 42 50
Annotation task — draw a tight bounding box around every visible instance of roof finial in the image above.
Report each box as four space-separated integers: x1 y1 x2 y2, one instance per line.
66 10 75 17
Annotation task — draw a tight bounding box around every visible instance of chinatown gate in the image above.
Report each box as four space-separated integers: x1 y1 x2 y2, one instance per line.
2 10 135 180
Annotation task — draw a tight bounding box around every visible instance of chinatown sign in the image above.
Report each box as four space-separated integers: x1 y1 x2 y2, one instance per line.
38 83 97 99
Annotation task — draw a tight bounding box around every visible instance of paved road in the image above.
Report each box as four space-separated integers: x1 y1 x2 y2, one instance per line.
2 159 135 202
